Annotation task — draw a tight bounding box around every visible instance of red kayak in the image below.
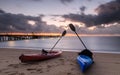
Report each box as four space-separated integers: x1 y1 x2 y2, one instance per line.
19 50 62 63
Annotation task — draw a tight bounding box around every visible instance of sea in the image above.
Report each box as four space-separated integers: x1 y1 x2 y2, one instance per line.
0 36 120 54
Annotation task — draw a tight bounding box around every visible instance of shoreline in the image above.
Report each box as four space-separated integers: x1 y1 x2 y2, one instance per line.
0 48 120 75
1 47 120 54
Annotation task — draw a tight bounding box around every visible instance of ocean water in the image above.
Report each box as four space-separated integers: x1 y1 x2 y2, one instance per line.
0 36 120 53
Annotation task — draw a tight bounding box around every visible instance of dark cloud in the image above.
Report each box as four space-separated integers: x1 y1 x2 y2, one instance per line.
80 6 86 12
0 9 61 32
0 9 5 13
95 0 120 14
79 6 86 15
93 0 120 25
62 0 120 27
63 13 96 27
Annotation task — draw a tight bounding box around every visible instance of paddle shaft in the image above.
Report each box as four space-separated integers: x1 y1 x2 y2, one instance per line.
74 31 87 49
50 36 62 51
49 30 66 52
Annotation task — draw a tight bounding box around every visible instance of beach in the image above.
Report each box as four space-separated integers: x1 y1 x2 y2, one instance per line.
0 48 120 75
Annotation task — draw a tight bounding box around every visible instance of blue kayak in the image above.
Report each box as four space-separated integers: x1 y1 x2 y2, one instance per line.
77 55 93 72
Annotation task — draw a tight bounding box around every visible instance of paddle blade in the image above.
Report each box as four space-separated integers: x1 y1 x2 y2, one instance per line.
69 23 76 32
62 30 67 36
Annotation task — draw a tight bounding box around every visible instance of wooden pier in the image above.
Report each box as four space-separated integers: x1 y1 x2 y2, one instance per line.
0 32 60 42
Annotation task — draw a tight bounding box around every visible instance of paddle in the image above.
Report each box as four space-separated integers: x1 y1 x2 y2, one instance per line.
69 23 87 49
50 30 67 52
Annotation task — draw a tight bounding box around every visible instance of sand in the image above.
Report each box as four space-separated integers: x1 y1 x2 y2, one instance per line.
0 48 120 75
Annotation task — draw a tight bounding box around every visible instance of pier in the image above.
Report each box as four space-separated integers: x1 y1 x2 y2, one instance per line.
0 32 60 42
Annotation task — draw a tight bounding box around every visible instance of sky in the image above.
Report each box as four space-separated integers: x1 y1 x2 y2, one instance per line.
0 0 120 34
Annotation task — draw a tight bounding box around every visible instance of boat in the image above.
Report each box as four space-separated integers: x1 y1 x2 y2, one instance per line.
19 50 62 63
77 55 93 72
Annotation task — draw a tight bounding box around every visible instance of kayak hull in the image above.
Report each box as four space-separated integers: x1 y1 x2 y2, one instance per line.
19 51 62 63
77 55 93 72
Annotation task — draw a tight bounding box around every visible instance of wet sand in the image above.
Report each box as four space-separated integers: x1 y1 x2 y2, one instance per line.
0 48 120 75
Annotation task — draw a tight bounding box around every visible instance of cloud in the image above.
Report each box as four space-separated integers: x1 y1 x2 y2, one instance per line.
62 13 96 27
90 24 120 34
62 0 120 27
0 9 5 13
95 0 120 24
80 6 86 12
79 6 86 15
0 9 61 32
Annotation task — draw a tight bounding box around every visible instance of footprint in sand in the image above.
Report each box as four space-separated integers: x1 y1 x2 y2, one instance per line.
59 58 65 61
27 68 37 74
59 58 65 65
8 72 25 75
4 71 19 75
45 65 53 72
71 67 77 71
27 68 44 73
27 68 36 71
18 73 25 75
8 64 19 68
36 68 44 73
47 65 52 68
67 72 72 75
0 69 2 72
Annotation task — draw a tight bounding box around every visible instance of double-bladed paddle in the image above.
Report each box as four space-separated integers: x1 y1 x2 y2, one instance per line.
50 30 66 52
69 23 87 49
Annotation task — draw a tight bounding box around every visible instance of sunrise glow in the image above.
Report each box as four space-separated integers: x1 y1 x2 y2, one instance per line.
43 16 85 28
27 20 36 26
88 26 96 31
0 32 120 37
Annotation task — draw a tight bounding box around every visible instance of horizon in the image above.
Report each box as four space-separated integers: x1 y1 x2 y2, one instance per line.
0 32 120 37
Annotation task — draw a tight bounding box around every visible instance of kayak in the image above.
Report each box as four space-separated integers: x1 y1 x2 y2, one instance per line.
19 50 62 63
77 55 93 72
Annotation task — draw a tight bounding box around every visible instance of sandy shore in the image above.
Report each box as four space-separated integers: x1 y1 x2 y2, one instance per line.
0 48 120 75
